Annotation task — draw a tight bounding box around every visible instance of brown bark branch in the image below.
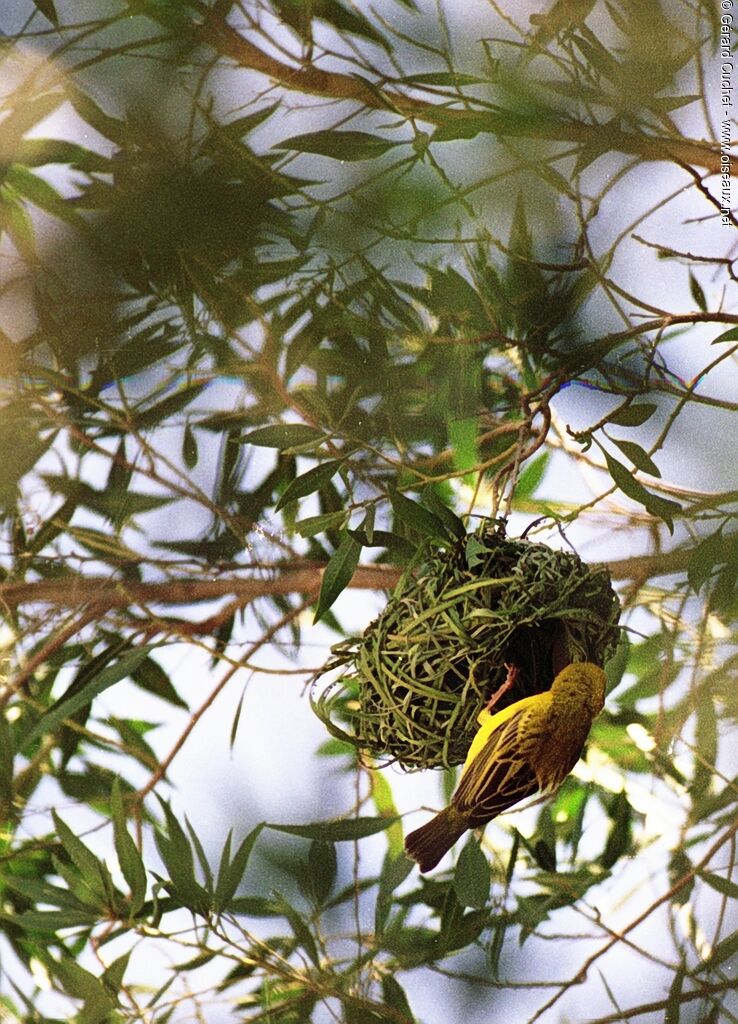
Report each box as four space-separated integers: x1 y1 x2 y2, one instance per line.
196 10 735 177
0 564 400 612
587 981 738 1024
0 549 692 614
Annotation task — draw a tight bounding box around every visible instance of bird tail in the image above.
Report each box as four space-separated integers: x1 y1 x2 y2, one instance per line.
404 807 469 873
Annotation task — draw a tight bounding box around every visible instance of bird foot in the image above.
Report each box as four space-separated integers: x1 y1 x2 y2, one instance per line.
485 663 520 711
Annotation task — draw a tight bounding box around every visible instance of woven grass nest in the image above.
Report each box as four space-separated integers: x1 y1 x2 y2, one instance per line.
313 519 621 771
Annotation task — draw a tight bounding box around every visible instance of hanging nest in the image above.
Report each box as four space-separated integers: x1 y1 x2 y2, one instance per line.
313 519 621 771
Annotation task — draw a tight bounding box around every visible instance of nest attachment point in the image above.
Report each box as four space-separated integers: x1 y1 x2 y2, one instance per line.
313 519 621 771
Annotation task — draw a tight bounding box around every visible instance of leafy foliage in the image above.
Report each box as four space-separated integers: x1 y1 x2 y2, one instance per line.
0 0 736 1021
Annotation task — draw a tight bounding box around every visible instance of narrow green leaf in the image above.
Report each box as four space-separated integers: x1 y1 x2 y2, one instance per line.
308 0 391 46
295 510 348 537
358 504 376 546
275 130 399 161
447 416 477 483
610 438 661 477
370 769 404 859
2 875 92 911
688 530 727 592
133 381 207 430
241 424 326 450
307 840 337 906
272 893 320 966
506 830 521 885
487 918 507 977
107 717 158 770
155 801 194 879
40 477 176 524
375 852 413 937
5 165 80 225
689 272 707 312
641 492 682 534
607 403 658 427
198 409 261 432
266 817 397 841
571 31 618 80
453 837 490 909
422 487 466 539
214 830 232 908
316 737 356 757
692 698 717 800
381 976 415 1021
313 531 361 623
183 818 213 895
32 0 59 24
402 71 486 86
711 326 738 345
432 110 507 142
52 811 114 908
182 422 198 469
389 488 447 540
604 633 630 692
599 791 632 869
2 205 39 275
18 138 109 172
0 716 14 806
111 781 147 915
101 950 131 995
155 798 210 911
602 449 680 533
67 525 141 561
220 103 280 138
465 534 488 569
347 529 414 558
213 823 264 913
52 854 103 911
711 558 738 612
427 265 487 328
40 953 114 1011
650 94 699 112
131 656 188 709
665 965 685 1023
22 646 155 750
227 895 282 917
514 451 551 500
272 0 390 46
172 949 217 972
275 459 344 511
697 928 738 972
698 871 738 899
6 908 98 931
230 684 247 750
522 831 556 872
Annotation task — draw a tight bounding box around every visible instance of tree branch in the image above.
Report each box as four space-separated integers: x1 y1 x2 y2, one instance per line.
196 10 735 177
0 564 400 612
0 549 692 614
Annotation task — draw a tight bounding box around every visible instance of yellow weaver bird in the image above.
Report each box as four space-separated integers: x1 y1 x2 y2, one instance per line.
404 661 607 873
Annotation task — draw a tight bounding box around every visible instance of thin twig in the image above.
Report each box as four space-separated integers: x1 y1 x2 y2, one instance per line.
134 595 316 803
0 606 101 710
527 814 738 1022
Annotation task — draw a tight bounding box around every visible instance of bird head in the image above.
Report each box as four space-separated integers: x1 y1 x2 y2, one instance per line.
550 662 607 716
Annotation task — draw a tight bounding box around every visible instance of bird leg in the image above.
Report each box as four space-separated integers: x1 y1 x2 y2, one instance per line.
485 663 520 711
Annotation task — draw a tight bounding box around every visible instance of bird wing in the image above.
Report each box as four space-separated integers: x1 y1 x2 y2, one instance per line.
453 701 542 824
